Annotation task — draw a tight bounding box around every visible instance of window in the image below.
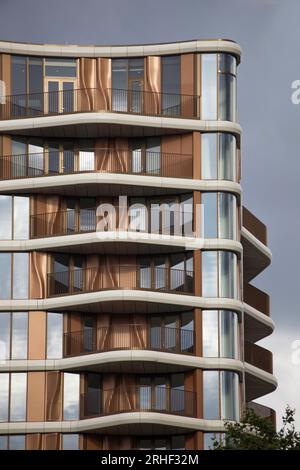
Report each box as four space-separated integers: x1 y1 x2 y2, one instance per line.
149 311 194 354
11 312 28 359
62 434 79 450
137 435 185 450
47 313 63 359
13 253 29 299
161 55 181 116
63 373 80 420
112 58 144 112
201 192 237 240
45 58 77 77
0 435 26 450
11 56 43 116
0 196 29 240
203 371 239 420
202 251 238 299
203 433 224 450
201 133 237 181
0 254 11 300
202 310 238 359
138 374 185 413
201 54 217 120
0 373 27 422
218 54 237 122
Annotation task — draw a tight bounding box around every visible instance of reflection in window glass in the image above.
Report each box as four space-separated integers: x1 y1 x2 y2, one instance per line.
203 371 219 419
202 310 219 357
9 435 26 450
13 253 29 299
0 196 12 240
62 434 79 450
202 251 218 297
0 435 8 450
219 133 236 180
0 254 11 300
201 134 217 179
10 373 27 421
220 310 238 359
0 374 9 422
219 193 236 240
45 58 77 77
219 74 236 122
201 54 217 120
11 313 28 360
204 432 224 450
47 313 63 359
63 373 80 420
221 371 239 420
161 56 180 116
202 193 217 238
0 313 10 360
13 197 30 240
220 251 237 299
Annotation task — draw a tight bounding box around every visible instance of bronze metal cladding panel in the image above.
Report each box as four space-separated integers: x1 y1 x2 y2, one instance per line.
26 434 43 450
102 436 133 450
181 54 195 118
78 58 96 112
45 371 62 421
193 131 201 180
30 252 48 298
161 134 193 178
0 54 11 96
85 435 102 450
194 250 201 297
144 56 161 115
95 138 129 173
43 433 60 450
95 58 112 111
28 311 46 359
27 372 46 421
0 135 11 179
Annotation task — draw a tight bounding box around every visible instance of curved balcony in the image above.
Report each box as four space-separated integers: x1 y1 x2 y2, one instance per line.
47 265 194 298
244 283 270 317
244 283 272 343
0 148 193 182
247 401 276 428
0 88 200 121
245 341 273 374
64 324 194 358
243 207 267 246
80 386 196 420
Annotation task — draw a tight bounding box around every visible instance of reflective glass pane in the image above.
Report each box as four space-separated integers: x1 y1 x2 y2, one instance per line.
201 54 217 120
219 54 236 75
146 137 160 174
219 133 236 181
13 197 29 240
47 312 63 359
0 435 8 450
28 57 43 113
219 74 236 122
62 434 79 450
161 56 180 116
11 138 27 178
221 371 239 420
28 142 44 176
0 254 11 300
219 193 236 240
45 59 77 77
0 196 12 240
202 251 218 297
203 371 219 419
63 373 80 420
79 150 95 171
10 373 27 421
202 193 217 238
11 313 28 360
219 251 237 299
13 253 28 299
48 81 59 114
63 82 74 113
202 310 219 357
220 310 238 359
112 59 128 111
0 374 9 421
48 143 60 174
9 435 26 450
0 313 10 360
201 134 217 179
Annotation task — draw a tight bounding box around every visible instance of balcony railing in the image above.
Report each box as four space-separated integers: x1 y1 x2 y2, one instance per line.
47 265 194 297
244 341 273 374
80 386 196 419
243 207 267 245
247 401 276 427
244 283 270 316
0 87 200 120
0 148 193 181
63 324 194 357
30 206 194 239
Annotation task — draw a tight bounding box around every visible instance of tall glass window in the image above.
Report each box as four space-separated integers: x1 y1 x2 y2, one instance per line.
0 374 9 422
8 435 26 450
0 313 10 359
218 54 237 122
161 55 181 116
0 312 28 360
202 310 238 359
201 133 236 181
201 192 237 240
0 254 11 300
63 373 80 420
62 434 79 450
13 253 29 299
0 196 29 240
112 58 144 112
201 54 217 120
10 373 27 421
202 251 238 299
203 370 239 420
47 313 63 359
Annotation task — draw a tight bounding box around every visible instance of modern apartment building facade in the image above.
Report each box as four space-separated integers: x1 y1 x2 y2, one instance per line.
0 39 276 450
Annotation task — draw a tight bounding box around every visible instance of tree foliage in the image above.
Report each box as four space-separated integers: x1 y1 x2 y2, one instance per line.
213 406 300 450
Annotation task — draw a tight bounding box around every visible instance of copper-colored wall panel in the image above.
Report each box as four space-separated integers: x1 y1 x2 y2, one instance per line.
43 433 60 450
28 311 46 359
96 58 111 111
144 56 161 114
78 57 111 112
26 434 43 450
193 131 201 179
161 134 193 178
78 58 96 111
0 54 11 96
0 135 11 178
85 435 102 450
46 371 62 421
181 54 195 118
30 252 48 299
193 249 201 296
27 372 46 421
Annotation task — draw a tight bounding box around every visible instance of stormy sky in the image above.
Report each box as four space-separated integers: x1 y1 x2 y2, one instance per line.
0 0 299 428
